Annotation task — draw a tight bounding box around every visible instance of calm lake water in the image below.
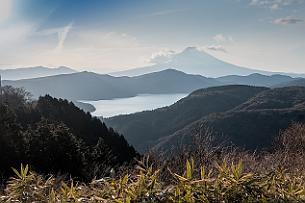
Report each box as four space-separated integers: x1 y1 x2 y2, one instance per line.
81 93 187 118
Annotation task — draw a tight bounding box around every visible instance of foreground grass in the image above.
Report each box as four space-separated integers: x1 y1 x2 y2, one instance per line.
2 124 305 202
1 159 305 203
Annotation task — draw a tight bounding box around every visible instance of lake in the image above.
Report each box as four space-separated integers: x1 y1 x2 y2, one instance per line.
81 93 187 118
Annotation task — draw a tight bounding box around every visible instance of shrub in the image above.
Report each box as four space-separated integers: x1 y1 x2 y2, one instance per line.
2 157 305 203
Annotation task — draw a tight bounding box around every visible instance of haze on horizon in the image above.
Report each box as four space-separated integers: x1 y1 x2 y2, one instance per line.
0 0 304 74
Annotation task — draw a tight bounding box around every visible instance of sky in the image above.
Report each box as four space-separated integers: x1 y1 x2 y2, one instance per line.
0 0 304 73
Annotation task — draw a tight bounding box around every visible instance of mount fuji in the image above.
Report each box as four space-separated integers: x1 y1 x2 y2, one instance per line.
112 47 303 78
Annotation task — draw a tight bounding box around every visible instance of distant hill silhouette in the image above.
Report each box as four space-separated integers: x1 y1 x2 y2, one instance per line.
216 73 294 87
0 66 76 80
275 78 305 88
106 86 305 152
4 69 222 100
4 71 133 100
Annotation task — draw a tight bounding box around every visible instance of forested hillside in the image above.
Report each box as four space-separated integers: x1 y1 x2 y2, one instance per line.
158 87 305 149
0 86 137 180
105 85 268 151
106 86 305 152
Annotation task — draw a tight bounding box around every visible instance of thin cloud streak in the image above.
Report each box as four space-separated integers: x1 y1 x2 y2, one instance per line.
272 17 304 24
0 21 159 71
249 0 304 10
55 22 73 52
206 45 228 53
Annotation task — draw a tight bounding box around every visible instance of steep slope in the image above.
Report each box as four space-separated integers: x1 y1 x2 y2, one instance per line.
105 85 267 152
157 87 305 151
73 101 96 113
217 73 294 87
0 66 76 80
4 69 221 100
35 95 137 162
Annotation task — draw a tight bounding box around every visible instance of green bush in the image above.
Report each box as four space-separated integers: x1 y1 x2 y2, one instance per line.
1 158 305 203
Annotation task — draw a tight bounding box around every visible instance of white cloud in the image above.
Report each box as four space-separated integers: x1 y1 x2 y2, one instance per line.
213 34 226 42
34 22 74 51
213 34 234 43
270 3 280 10
272 16 304 24
249 0 304 10
55 22 73 52
149 50 175 64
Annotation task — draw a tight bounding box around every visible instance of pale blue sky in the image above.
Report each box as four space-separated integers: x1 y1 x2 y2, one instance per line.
0 0 304 73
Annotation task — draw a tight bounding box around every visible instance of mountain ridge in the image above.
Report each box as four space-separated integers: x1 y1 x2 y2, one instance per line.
0 66 77 80
217 73 295 87
3 68 300 102
3 69 222 100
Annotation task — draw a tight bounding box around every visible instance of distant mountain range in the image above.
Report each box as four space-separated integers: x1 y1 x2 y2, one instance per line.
112 47 305 78
1 47 304 82
105 86 305 152
275 78 305 88
3 69 221 100
0 66 76 80
4 68 303 102
216 73 295 87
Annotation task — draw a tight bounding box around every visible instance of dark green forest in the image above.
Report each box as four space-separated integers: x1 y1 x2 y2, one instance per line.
0 86 137 180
